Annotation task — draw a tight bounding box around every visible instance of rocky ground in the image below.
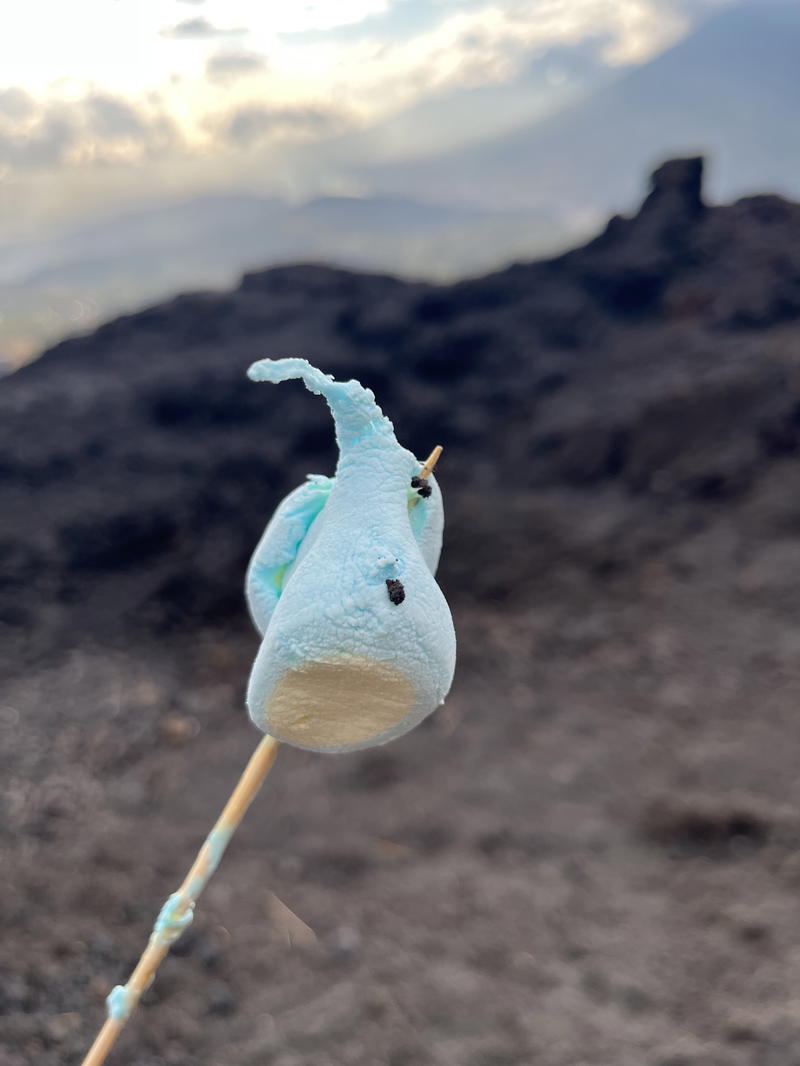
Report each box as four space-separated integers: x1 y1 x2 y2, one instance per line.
4 159 800 1064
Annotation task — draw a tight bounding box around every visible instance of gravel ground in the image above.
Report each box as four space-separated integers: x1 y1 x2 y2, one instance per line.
5 514 800 1066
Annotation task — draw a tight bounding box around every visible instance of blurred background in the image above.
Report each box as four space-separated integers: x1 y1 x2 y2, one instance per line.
3 1 800 1064
3 0 800 367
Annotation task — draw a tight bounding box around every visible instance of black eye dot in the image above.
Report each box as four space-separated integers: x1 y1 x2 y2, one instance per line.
410 476 422 488
418 483 432 498
385 579 405 605
410 475 431 498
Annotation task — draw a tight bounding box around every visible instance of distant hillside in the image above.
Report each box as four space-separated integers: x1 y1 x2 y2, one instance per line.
364 2 800 213
3 157 800 666
0 194 566 367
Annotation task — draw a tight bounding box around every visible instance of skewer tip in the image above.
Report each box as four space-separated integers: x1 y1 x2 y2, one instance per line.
419 445 443 480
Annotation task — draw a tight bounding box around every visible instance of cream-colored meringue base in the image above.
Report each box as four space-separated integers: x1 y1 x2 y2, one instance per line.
266 657 414 749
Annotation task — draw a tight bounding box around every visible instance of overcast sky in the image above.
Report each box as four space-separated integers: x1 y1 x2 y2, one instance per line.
0 0 734 239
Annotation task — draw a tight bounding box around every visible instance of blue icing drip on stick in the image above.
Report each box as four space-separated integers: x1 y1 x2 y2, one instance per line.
103 827 234 1023
152 892 195 947
105 985 133 1023
205 825 234 873
186 826 234 897
88 734 279 1062
245 359 457 754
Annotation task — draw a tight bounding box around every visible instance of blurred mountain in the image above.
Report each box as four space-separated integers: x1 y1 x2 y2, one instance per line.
0 193 566 368
3 156 800 664
363 2 800 214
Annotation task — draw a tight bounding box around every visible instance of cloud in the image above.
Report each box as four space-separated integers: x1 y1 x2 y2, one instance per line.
85 95 146 140
0 87 35 120
299 0 691 118
161 17 245 40
221 104 345 147
205 51 269 84
0 110 75 168
266 0 391 35
280 0 446 44
0 94 182 171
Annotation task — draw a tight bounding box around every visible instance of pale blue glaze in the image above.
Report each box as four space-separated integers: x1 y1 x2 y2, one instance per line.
104 827 237 1022
186 826 234 897
205 825 234 873
104 895 193 1022
106 985 133 1022
245 358 456 753
152 892 195 947
246 476 333 636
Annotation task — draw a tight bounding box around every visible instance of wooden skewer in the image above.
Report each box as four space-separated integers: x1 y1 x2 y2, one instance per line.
80 734 280 1066
419 445 443 481
410 445 443 509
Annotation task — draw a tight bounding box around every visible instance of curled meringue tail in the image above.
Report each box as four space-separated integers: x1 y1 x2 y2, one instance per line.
247 357 393 444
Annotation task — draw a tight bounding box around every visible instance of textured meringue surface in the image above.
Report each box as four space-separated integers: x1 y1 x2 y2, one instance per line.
245 358 456 753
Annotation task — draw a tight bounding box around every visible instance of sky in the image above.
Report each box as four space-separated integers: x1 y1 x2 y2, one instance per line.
0 0 736 240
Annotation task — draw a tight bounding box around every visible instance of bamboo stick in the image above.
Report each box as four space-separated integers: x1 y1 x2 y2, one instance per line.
80 734 279 1066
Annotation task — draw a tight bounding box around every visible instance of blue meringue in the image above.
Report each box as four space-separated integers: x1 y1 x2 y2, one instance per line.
245 359 456 753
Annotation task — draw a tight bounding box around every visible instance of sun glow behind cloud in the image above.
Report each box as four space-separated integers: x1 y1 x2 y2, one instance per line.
0 0 392 89
3 1 697 119
0 0 733 238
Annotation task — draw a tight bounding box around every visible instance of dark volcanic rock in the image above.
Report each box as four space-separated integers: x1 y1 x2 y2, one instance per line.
3 156 800 659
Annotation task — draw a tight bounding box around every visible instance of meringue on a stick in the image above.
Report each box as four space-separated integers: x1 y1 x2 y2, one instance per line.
80 359 456 1066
